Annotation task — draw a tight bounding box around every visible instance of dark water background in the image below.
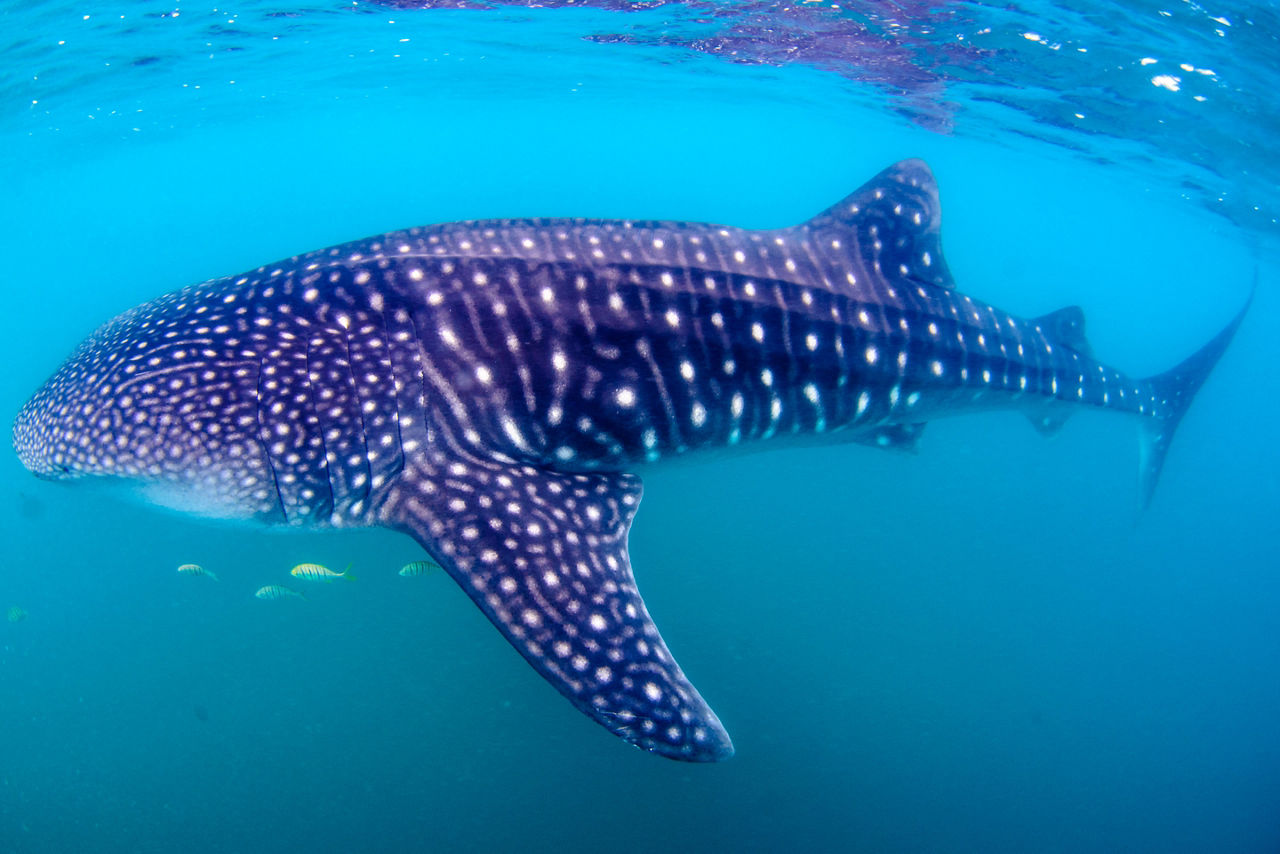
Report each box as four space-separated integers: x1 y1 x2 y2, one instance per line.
2 2 1277 851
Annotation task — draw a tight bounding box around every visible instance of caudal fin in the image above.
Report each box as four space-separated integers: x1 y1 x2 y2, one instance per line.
1138 292 1252 508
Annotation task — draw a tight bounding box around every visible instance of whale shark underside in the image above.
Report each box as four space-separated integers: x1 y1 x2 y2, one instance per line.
12 160 1248 761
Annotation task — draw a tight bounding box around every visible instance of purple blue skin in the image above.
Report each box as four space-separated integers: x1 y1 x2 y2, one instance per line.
12 160 1247 760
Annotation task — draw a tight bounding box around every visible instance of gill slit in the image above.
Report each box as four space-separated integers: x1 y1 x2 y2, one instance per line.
377 307 407 480
303 337 336 521
255 356 287 522
340 325 374 510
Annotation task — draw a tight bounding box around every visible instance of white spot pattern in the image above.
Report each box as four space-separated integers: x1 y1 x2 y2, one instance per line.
12 157 1216 764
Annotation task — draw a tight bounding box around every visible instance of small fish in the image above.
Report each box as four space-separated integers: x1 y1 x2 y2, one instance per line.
7 605 28 623
289 562 353 582
398 560 442 577
177 563 218 581
254 585 305 601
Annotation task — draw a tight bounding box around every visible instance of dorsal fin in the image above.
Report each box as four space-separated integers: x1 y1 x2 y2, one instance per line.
798 159 955 292
1033 306 1091 355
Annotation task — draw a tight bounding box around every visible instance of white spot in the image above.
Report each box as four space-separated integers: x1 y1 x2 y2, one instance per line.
665 310 680 328
615 387 636 408
680 361 695 381
751 323 765 342
502 417 529 450
865 346 879 365
691 402 707 427
643 682 662 702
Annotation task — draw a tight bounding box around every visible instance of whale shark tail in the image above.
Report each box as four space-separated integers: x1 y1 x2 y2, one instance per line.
1137 289 1252 508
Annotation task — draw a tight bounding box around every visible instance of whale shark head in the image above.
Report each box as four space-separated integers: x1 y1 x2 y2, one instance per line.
13 284 278 520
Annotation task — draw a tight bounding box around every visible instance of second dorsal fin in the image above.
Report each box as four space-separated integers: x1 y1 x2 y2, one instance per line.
1033 306 1091 355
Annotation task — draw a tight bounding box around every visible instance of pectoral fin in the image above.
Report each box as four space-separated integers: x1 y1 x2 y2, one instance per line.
377 455 733 761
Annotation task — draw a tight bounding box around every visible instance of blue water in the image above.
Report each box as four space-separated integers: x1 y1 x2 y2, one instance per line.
2 2 1278 852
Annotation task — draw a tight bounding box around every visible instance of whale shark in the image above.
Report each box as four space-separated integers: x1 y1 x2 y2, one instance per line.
12 160 1247 761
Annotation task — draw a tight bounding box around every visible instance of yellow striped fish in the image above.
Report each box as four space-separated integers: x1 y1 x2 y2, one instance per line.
177 563 218 581
398 560 442 577
254 585 305 601
289 562 353 582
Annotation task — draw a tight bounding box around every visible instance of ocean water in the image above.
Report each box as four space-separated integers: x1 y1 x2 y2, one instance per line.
2 2 1277 852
